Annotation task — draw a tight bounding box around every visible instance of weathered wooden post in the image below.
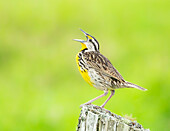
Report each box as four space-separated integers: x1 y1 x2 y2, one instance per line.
77 105 149 131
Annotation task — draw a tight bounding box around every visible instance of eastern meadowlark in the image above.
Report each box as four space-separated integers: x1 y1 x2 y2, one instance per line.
74 29 147 108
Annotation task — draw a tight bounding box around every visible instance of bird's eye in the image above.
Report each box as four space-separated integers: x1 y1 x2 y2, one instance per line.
89 39 92 42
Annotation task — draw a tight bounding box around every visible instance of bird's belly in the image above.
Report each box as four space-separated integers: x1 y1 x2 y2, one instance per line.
80 68 107 91
88 69 112 91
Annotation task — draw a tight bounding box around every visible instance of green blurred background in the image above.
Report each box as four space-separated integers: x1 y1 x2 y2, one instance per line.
0 0 170 130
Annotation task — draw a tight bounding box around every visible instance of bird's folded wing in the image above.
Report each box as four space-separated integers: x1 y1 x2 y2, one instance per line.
83 52 125 83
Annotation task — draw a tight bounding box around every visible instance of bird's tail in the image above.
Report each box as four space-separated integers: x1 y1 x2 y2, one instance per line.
123 81 147 91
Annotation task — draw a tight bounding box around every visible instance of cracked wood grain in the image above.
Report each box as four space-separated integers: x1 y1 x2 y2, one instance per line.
77 105 149 131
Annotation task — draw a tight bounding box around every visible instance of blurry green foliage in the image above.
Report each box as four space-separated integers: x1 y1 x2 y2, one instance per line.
0 0 170 130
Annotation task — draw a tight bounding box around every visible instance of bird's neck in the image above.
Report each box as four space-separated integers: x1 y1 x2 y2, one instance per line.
80 48 88 53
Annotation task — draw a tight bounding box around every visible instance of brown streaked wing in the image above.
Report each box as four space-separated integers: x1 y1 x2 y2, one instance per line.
83 51 125 83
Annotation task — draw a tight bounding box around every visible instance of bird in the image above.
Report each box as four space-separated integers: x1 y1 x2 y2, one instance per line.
73 29 147 108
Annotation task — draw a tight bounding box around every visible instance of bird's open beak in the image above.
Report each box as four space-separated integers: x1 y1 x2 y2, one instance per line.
80 29 88 36
73 39 87 50
73 39 86 43
80 29 93 40
73 29 87 43
73 29 91 43
80 29 90 40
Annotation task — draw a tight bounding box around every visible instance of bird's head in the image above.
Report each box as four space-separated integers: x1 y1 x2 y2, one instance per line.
73 29 100 52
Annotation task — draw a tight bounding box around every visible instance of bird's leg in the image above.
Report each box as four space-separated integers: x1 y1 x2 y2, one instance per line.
101 90 115 108
80 91 108 107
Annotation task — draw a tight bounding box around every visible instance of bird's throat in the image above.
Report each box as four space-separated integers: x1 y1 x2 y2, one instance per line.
81 43 87 51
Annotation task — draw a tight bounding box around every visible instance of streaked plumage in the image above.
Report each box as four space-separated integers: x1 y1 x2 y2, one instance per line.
74 29 147 108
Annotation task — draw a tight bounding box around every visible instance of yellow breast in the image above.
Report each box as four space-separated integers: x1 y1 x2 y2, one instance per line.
76 54 93 86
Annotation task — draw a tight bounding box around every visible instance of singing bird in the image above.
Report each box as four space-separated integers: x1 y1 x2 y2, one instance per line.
74 29 147 108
